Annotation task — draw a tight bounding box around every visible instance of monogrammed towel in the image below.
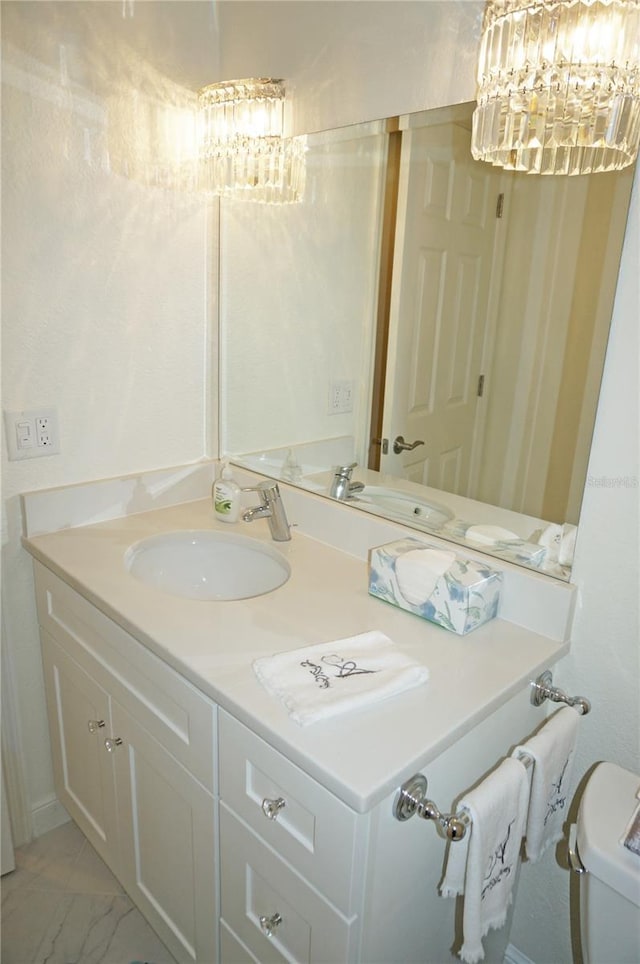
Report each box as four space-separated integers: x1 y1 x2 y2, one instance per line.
513 706 580 862
440 758 529 964
253 631 429 726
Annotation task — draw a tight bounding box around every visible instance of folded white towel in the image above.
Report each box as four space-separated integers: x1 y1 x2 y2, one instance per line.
253 631 429 726
534 523 577 568
440 758 529 964
513 706 580 862
535 523 563 562
559 524 577 567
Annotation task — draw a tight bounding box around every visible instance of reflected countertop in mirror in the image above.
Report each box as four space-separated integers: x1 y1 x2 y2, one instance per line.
220 104 636 582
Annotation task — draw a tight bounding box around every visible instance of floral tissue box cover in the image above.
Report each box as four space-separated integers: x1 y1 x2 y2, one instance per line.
368 537 502 635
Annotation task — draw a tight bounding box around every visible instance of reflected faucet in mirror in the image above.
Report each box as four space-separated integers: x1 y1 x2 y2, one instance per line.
330 463 365 501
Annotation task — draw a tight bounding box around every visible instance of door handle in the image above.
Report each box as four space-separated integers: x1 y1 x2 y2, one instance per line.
393 436 425 454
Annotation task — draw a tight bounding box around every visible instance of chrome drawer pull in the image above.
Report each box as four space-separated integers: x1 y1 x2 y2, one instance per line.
259 912 282 937
261 796 286 820
87 719 105 733
104 737 123 753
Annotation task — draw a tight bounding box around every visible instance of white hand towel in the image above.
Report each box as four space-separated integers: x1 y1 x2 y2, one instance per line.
440 758 529 964
513 706 580 862
253 630 429 726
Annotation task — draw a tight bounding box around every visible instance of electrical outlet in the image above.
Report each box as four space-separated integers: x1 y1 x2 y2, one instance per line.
328 379 354 415
4 408 60 460
36 416 54 448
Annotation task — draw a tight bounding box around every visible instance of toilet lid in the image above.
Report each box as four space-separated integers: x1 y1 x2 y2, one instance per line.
577 762 640 907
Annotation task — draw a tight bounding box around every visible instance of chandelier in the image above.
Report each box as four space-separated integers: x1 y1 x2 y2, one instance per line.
472 0 640 175
198 78 305 202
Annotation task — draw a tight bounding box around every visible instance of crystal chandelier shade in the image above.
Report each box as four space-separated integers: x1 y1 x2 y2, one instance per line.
198 78 305 202
472 0 640 175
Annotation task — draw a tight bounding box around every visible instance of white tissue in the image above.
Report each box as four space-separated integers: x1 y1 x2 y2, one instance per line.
395 547 456 606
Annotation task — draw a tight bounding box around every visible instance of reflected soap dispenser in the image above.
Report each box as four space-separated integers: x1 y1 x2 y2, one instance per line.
213 460 240 523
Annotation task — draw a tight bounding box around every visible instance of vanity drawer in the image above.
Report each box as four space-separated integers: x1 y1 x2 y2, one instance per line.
219 710 364 915
220 806 357 964
34 563 216 791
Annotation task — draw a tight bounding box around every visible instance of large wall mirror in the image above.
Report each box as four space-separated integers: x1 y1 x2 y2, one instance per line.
220 102 634 581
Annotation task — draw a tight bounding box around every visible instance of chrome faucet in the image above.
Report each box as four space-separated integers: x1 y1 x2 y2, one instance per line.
242 481 291 542
330 463 365 501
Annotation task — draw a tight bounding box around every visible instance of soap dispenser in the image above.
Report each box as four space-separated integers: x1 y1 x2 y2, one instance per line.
213 460 240 523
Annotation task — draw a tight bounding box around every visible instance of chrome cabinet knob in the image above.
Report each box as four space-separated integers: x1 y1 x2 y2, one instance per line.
103 737 123 753
261 796 286 820
87 719 105 733
259 912 282 937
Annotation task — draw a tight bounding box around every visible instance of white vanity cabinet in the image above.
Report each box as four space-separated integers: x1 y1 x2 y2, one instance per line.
216 692 543 964
35 563 218 964
32 553 555 964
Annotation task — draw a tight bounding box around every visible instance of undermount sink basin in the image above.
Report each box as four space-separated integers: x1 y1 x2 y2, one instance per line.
125 530 291 601
354 486 453 531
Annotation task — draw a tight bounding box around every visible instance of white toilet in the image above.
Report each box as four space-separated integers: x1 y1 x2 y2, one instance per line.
572 762 640 963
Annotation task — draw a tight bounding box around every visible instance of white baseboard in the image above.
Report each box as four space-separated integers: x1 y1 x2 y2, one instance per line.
505 944 535 964
31 796 70 838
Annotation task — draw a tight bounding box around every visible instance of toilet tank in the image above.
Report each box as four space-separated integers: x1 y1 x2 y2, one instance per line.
576 762 640 964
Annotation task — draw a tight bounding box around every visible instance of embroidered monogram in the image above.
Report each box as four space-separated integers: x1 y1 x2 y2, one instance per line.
300 653 379 689
481 818 515 900
300 659 331 689
321 654 378 678
544 757 569 826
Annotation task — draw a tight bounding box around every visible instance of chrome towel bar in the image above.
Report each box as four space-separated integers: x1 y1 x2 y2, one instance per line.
393 774 471 841
394 672 590 842
530 671 591 715
393 756 534 842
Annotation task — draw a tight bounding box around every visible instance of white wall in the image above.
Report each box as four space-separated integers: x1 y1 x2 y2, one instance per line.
1 0 219 838
3 5 638 963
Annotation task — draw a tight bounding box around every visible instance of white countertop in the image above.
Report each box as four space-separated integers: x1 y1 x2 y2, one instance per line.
23 495 569 813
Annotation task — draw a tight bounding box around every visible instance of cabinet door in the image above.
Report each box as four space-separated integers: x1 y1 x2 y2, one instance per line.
41 631 118 866
111 702 218 964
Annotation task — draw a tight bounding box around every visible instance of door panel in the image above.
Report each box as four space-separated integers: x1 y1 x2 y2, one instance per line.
41 631 118 863
382 119 505 495
113 702 217 964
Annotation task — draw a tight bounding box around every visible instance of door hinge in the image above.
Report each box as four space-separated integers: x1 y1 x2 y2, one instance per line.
477 374 485 397
496 193 505 218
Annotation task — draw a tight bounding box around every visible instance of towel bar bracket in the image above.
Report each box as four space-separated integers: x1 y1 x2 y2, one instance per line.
530 671 591 715
393 774 469 841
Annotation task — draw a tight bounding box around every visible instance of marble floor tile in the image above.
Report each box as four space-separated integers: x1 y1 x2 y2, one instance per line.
66 839 125 897
1 821 178 964
1 887 66 964
1 821 86 894
33 893 178 964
